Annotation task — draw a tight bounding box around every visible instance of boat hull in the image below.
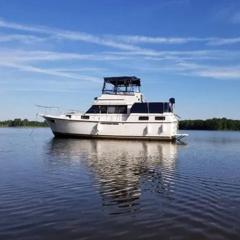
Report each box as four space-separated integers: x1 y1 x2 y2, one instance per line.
43 115 178 141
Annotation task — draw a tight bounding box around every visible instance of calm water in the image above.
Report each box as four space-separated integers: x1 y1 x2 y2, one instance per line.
0 128 240 240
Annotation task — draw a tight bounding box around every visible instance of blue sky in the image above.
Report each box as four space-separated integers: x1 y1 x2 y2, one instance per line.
0 0 240 120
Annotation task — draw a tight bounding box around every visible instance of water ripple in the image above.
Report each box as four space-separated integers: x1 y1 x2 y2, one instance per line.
0 129 240 239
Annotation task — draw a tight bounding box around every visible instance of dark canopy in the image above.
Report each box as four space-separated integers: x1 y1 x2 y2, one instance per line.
104 76 141 86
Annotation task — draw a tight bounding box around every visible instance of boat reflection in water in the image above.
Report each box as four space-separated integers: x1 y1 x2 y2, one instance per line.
49 138 178 214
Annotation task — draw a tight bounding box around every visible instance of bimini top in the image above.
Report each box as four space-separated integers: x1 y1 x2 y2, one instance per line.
104 76 141 86
102 76 141 94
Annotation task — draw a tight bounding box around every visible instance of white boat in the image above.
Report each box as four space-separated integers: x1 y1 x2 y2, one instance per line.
42 76 187 141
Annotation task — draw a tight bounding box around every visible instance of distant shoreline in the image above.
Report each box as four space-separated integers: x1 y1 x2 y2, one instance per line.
179 118 240 131
0 118 240 131
0 119 48 128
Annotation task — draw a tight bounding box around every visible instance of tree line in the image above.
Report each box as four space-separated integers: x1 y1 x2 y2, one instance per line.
179 118 240 131
0 118 48 127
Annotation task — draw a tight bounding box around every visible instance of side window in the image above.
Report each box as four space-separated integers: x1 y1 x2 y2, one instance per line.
107 105 127 114
86 105 127 114
81 115 89 119
139 116 149 120
155 116 165 120
117 106 127 114
99 105 107 113
86 105 99 113
107 106 116 114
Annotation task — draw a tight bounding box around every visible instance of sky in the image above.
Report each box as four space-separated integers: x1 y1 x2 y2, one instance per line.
0 0 240 120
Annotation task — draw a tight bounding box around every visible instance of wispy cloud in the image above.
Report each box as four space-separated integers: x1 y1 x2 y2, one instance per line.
0 34 45 43
0 60 100 83
106 49 240 61
114 35 195 44
0 49 132 63
115 35 240 46
174 62 240 80
1 18 240 48
0 19 143 51
122 60 240 80
196 68 240 79
206 37 240 46
2 48 240 68
1 47 240 82
0 18 240 82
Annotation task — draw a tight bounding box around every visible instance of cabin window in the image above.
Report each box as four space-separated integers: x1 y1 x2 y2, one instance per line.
86 105 127 114
116 106 127 114
107 106 116 114
99 105 107 113
139 116 149 120
50 119 55 123
66 114 71 118
130 102 171 113
155 116 165 120
81 115 89 119
86 105 99 113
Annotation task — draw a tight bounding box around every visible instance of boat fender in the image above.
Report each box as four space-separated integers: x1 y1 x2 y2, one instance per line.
91 124 99 135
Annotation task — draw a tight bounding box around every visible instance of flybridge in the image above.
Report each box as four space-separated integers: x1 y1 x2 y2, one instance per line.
102 76 141 94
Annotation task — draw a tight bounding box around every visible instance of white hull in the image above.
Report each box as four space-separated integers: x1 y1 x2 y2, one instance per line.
44 115 178 141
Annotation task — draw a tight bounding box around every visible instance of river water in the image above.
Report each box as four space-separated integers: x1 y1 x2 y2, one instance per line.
0 128 240 240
